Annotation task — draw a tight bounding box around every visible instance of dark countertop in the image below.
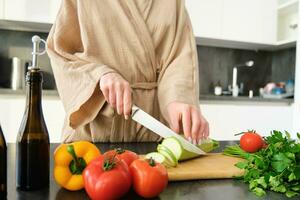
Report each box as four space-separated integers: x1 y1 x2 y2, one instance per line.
0 89 293 105
200 94 294 105
0 88 59 97
6 141 298 200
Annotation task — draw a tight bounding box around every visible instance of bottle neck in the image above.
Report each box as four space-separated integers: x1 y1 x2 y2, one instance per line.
25 71 43 114
0 125 5 146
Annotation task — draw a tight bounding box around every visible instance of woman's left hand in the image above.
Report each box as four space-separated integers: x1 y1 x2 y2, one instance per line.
166 102 209 145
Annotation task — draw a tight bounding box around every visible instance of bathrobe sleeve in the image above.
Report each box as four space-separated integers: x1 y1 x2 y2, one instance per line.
157 0 200 118
47 0 115 129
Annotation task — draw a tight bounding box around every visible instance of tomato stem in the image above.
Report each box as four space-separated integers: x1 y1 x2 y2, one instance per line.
115 147 125 154
148 157 156 167
234 132 245 136
234 130 256 136
103 154 117 171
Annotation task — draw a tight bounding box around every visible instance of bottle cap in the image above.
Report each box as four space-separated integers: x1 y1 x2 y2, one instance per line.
28 35 47 71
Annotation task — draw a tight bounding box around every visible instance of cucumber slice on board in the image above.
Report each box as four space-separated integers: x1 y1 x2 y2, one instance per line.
161 137 182 160
161 137 198 161
161 137 220 161
157 144 178 167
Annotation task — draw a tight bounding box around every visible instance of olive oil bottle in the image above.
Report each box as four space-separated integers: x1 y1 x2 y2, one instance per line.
0 125 7 198
16 36 49 191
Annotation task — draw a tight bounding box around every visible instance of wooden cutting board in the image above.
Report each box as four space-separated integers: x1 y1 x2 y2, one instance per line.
167 153 245 181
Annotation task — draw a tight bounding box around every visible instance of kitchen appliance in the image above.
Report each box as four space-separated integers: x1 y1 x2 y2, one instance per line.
131 105 205 155
10 57 26 90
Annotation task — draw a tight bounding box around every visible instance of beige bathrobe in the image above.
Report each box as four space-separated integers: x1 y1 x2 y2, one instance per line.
47 0 199 143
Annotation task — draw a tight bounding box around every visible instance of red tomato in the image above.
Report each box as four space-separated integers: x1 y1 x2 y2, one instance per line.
130 158 168 198
240 131 264 153
104 148 139 166
83 155 131 200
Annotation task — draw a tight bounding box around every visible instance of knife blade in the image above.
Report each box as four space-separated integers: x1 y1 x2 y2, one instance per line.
131 105 206 155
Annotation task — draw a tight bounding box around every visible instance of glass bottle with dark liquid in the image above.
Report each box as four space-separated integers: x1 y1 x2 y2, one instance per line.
16 36 49 191
0 125 7 198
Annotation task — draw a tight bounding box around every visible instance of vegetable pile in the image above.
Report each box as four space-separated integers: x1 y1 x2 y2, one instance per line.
53 141 168 199
53 137 219 199
224 131 300 198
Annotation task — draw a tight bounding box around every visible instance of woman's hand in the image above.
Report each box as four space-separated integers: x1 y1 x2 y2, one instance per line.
99 73 132 119
167 102 209 145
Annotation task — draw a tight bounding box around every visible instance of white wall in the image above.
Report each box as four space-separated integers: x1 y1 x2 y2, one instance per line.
0 95 64 143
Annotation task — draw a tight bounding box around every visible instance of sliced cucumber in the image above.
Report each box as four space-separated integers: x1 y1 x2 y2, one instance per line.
161 137 220 161
160 137 198 161
161 137 182 160
145 152 173 168
157 144 178 167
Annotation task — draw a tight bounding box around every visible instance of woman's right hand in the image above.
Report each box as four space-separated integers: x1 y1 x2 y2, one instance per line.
99 73 132 119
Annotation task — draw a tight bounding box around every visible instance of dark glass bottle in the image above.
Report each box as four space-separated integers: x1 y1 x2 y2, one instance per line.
0 125 7 198
16 69 49 191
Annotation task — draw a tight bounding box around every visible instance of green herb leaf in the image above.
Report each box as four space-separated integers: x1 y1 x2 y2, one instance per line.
251 187 266 197
290 144 300 153
256 177 268 189
291 185 300 191
235 162 248 169
271 153 292 172
288 173 296 182
286 190 299 198
269 176 281 187
271 184 286 193
294 166 300 180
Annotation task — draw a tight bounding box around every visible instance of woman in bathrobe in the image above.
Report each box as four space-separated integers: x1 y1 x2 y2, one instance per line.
47 0 209 144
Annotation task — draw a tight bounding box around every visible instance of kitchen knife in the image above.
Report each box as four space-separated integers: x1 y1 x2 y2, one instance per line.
131 105 206 155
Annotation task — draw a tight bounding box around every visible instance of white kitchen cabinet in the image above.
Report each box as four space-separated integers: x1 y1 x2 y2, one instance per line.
222 0 277 44
0 95 64 143
0 0 4 19
3 0 61 23
185 0 223 39
201 102 294 140
277 0 298 42
185 0 277 48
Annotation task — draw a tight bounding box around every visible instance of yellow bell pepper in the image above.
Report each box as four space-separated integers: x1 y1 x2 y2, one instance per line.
54 141 101 191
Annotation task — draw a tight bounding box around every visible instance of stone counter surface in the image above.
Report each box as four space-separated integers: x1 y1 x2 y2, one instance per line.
0 89 294 105
6 142 298 200
200 94 294 105
0 88 59 97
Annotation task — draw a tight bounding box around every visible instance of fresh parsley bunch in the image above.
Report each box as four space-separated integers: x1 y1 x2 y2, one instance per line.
224 131 300 198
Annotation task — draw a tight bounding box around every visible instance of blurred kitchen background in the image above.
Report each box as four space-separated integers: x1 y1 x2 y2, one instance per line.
0 0 300 142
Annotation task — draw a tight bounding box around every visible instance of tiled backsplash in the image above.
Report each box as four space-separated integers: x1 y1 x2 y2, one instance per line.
197 46 296 95
0 30 296 95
